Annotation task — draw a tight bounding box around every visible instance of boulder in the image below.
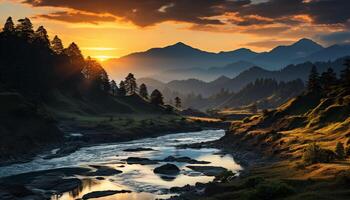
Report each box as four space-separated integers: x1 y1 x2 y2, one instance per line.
186 166 227 176
82 190 131 199
163 156 210 164
124 157 158 165
86 166 122 176
123 147 155 152
154 164 180 175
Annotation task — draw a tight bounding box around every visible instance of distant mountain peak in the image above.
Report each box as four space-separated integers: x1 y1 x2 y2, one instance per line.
167 42 194 49
216 75 230 80
292 38 323 48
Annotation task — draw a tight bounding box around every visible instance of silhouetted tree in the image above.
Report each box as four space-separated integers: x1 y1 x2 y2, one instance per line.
341 59 350 86
110 80 118 96
16 18 33 38
34 26 49 46
65 42 83 59
124 73 137 95
139 83 148 99
3 17 14 32
51 35 64 54
118 80 126 96
175 96 181 108
83 57 110 92
320 67 337 92
150 89 164 105
307 65 321 92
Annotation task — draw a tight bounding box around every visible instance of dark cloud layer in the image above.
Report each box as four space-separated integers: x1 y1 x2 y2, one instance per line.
24 0 250 26
23 0 350 27
38 12 116 24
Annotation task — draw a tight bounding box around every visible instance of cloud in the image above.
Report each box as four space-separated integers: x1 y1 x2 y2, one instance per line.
318 31 350 45
242 26 288 36
37 11 116 24
22 0 350 41
23 0 250 26
22 0 350 27
243 39 295 49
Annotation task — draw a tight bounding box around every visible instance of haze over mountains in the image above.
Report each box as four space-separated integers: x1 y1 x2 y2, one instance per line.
105 38 350 82
138 56 349 99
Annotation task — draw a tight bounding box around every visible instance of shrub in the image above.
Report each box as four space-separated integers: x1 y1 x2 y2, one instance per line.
214 170 236 183
263 109 269 115
245 181 295 200
346 146 350 156
242 177 265 188
335 142 346 160
302 143 336 164
335 171 350 185
243 117 251 123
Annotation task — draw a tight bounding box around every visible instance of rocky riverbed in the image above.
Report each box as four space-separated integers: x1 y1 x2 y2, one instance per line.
0 129 242 200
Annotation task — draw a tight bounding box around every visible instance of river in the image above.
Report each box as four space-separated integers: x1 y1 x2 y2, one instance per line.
0 129 242 200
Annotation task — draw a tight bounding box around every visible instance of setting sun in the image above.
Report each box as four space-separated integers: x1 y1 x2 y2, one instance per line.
94 55 114 62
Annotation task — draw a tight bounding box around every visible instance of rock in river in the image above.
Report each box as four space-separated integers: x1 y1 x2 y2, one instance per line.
124 157 158 165
86 166 122 176
163 156 211 164
154 164 180 175
123 147 155 152
186 166 227 176
82 190 131 199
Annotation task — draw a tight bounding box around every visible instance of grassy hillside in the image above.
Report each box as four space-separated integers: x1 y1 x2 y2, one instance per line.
188 68 350 199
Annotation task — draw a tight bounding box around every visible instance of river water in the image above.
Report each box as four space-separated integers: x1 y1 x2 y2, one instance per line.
0 129 242 200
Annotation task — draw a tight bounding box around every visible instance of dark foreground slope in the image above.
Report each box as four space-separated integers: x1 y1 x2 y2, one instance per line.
0 92 63 164
174 67 350 200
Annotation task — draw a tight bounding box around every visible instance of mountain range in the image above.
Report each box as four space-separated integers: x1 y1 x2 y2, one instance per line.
105 38 350 82
138 56 349 98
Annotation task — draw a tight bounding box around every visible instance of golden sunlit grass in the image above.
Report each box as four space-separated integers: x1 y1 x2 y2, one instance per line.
187 116 222 122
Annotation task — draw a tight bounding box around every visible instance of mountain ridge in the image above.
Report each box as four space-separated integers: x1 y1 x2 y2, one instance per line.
105 38 350 82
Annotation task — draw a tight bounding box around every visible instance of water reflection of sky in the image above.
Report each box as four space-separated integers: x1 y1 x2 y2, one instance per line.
0 129 242 200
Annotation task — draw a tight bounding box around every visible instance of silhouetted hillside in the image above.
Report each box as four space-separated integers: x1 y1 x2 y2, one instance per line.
0 17 175 162
182 79 305 110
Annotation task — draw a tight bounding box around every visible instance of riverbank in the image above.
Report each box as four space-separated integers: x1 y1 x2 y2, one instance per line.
173 133 350 200
0 129 235 200
0 114 207 167
170 101 350 199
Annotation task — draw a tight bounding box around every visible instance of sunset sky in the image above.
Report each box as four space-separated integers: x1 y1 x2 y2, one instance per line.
1 0 349 61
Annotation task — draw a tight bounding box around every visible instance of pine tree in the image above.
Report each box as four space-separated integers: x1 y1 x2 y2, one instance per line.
150 89 164 105
51 35 64 54
34 26 50 46
139 83 148 99
3 16 14 32
341 59 350 86
100 70 110 92
110 80 118 96
16 17 33 38
124 73 137 95
118 81 126 96
175 96 181 108
307 65 321 92
65 42 83 60
335 142 345 160
321 67 337 92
